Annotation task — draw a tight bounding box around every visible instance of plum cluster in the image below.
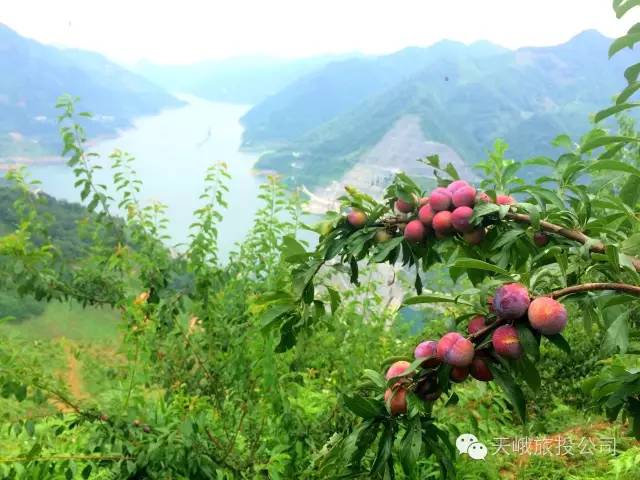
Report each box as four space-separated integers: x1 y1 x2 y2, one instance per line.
401 180 516 246
383 283 568 416
346 180 522 249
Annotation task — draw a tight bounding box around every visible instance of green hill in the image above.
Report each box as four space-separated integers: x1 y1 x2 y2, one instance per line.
249 30 636 187
0 23 183 159
240 41 507 149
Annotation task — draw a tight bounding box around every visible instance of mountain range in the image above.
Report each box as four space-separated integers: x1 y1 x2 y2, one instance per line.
0 23 182 160
242 30 637 187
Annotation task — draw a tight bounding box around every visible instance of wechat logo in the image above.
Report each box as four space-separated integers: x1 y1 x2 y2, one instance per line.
456 433 488 460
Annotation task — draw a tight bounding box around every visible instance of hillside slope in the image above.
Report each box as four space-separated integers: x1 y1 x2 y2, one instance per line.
241 41 507 148
252 31 635 187
0 24 182 159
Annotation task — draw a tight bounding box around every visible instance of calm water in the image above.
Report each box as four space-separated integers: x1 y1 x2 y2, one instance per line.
30 95 266 258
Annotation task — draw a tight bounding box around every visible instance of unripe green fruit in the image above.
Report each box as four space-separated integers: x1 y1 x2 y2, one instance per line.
375 229 392 243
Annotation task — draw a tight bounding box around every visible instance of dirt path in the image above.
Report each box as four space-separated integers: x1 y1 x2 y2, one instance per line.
50 340 89 413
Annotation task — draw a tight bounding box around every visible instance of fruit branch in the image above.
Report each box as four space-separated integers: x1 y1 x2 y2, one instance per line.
548 282 640 299
505 212 640 272
468 282 640 343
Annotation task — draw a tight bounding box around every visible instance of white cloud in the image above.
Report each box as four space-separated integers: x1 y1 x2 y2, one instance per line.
2 0 638 64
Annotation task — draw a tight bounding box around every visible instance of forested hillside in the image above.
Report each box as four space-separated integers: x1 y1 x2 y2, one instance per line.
249 30 637 187
0 24 182 159
241 40 507 148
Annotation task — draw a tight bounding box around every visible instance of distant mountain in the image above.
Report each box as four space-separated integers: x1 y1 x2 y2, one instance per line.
134 54 356 105
248 30 636 188
240 41 508 148
0 23 183 159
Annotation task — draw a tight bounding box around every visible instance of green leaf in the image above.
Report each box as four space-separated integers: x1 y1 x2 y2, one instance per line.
452 258 511 276
343 394 384 419
546 334 571 354
614 1 640 18
620 174 640 207
362 369 387 389
371 236 403 263
618 83 640 104
81 465 92 479
581 136 639 153
595 102 640 122
625 62 640 83
487 363 527 423
259 304 294 331
371 423 394 475
518 355 541 393
587 160 640 178
516 323 540 360
403 294 471 306
609 32 640 57
400 416 422 478
601 314 630 355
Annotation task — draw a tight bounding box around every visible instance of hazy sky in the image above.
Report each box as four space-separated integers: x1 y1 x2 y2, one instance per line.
3 0 638 65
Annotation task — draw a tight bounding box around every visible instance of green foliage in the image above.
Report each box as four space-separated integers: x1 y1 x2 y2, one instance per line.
2 4 640 479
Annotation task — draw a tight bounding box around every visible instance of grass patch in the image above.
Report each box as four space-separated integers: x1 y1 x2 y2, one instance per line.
1 301 120 342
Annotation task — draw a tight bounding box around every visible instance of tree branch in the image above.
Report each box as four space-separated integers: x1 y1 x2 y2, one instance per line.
548 282 640 299
505 212 640 272
467 282 640 344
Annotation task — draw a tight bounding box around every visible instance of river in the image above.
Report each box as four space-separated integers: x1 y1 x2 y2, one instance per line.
30 95 273 259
